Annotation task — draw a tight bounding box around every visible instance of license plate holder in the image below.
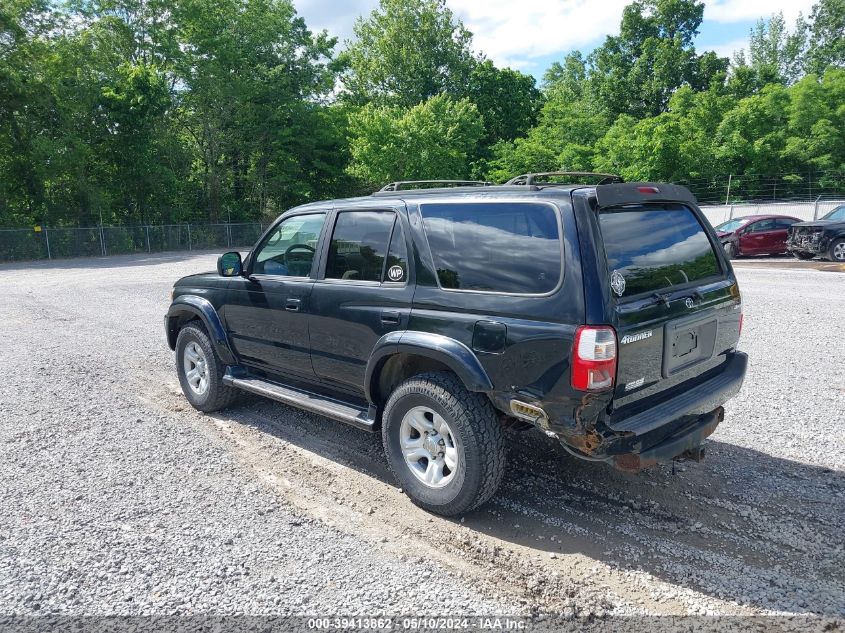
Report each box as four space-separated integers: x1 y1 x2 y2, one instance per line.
662 313 718 378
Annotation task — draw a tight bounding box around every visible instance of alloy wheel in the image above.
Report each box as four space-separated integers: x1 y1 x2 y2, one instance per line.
183 341 209 395
399 406 459 488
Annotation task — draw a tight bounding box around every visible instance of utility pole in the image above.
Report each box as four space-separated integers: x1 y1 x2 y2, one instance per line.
725 174 732 206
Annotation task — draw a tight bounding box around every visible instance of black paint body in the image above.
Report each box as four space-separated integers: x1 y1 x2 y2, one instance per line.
166 184 747 465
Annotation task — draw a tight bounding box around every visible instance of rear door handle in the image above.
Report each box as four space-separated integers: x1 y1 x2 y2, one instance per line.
285 298 301 312
381 310 401 324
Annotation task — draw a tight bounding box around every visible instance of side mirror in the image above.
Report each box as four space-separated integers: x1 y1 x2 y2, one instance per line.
217 251 243 277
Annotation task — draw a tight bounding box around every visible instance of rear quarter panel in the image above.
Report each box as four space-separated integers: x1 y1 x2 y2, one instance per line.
405 194 587 425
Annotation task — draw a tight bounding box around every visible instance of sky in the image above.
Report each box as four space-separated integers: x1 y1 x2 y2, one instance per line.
292 0 817 79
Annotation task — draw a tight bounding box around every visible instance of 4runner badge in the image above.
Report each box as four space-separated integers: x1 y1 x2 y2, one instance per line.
387 265 404 282
620 330 653 345
610 270 626 296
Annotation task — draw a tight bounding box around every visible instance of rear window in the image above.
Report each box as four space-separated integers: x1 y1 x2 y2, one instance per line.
599 204 722 298
420 202 561 294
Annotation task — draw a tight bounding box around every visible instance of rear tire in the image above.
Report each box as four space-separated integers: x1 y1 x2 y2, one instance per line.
828 239 845 262
793 252 816 260
381 372 505 516
175 323 240 412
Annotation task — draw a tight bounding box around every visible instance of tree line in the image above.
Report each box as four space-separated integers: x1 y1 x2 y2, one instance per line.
1 0 844 229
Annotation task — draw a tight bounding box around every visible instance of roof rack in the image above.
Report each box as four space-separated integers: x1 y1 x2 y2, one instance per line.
378 180 494 192
505 172 624 186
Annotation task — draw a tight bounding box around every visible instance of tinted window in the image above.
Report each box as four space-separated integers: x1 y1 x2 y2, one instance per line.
749 219 775 232
420 202 561 294
822 206 845 221
253 213 325 277
326 211 395 282
599 204 721 298
775 218 798 229
384 222 408 283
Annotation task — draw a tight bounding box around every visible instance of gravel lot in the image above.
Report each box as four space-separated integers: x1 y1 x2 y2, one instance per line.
0 253 842 623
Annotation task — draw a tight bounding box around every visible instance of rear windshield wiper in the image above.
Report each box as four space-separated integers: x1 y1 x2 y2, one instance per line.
645 289 704 309
650 292 672 308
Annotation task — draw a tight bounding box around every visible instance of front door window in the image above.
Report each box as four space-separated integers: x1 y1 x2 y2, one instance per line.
252 214 326 277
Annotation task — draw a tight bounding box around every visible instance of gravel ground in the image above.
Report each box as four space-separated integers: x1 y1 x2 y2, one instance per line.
0 253 842 624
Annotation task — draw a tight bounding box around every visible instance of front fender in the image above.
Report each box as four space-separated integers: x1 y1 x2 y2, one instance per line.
165 295 236 365
365 330 493 403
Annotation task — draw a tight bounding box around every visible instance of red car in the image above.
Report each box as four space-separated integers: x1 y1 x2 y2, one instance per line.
714 214 802 258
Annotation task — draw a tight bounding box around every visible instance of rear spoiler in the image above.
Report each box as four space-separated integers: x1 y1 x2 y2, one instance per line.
595 182 698 207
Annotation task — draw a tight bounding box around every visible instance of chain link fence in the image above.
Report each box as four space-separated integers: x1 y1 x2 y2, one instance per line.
0 223 266 263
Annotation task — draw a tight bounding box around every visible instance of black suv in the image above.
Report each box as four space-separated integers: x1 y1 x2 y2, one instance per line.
165 174 747 516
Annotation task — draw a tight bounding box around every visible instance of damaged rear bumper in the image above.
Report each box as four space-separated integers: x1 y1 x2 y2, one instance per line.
560 352 747 470
610 406 723 472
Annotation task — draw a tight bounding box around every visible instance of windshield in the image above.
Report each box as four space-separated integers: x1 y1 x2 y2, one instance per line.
714 218 747 232
822 206 845 221
599 204 722 298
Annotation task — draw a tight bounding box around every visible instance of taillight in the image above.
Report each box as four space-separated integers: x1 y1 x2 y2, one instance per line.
571 326 617 391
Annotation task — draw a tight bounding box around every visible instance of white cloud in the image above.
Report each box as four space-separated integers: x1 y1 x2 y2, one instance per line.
447 0 629 70
704 0 816 23
292 0 817 73
292 0 630 70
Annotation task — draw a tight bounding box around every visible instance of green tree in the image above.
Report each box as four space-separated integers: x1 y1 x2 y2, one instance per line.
463 60 541 146
341 0 476 107
713 84 790 185
347 94 483 186
732 12 808 87
487 95 608 182
806 0 845 74
173 0 337 220
783 69 845 173
543 52 587 98
98 62 179 224
587 0 727 118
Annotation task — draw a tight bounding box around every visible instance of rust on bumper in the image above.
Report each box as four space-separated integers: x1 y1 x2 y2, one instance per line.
612 406 724 472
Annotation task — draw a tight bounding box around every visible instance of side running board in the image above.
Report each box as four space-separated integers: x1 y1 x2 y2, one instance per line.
222 373 376 431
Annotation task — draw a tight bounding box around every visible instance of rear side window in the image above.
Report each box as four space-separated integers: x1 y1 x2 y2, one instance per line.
420 202 561 294
749 219 775 232
326 211 394 282
599 204 721 298
384 223 408 283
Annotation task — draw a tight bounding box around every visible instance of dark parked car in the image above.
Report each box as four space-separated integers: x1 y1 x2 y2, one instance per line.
787 205 845 261
165 174 747 516
714 214 802 258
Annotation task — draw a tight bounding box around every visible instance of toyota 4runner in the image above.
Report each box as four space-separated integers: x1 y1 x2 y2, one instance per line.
165 173 747 516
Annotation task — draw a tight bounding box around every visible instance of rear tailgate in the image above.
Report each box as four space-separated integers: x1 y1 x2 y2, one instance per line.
594 185 742 427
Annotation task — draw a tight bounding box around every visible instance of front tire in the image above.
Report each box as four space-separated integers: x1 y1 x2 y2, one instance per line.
723 241 738 259
381 372 506 516
175 322 239 412
828 239 845 262
793 251 816 260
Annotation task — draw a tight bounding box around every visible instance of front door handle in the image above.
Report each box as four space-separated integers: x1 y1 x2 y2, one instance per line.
381 310 401 325
285 298 301 312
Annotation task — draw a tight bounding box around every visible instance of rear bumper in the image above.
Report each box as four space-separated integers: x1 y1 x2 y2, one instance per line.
611 407 723 472
585 352 747 470
608 352 747 437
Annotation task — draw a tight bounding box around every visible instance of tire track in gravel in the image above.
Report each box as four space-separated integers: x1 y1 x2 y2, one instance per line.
141 377 770 617
137 369 844 617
